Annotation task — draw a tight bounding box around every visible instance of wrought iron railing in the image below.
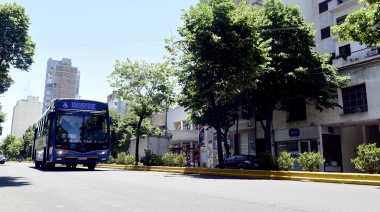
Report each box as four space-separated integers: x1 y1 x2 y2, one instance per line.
334 47 379 66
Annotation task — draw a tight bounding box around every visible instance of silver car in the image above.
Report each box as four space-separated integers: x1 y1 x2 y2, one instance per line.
0 154 6 164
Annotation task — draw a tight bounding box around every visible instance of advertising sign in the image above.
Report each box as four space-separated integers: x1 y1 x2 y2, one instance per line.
199 125 205 146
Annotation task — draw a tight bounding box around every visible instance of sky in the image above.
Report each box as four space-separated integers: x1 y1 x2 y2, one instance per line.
0 0 199 141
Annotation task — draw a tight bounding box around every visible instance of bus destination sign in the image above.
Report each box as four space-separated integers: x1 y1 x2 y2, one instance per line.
58 100 103 110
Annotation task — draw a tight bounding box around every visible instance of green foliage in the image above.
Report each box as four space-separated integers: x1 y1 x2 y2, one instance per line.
115 152 136 165
110 109 156 158
116 152 127 164
1 134 23 158
26 157 32 161
298 151 325 172
162 152 187 167
175 153 187 167
277 151 295 171
0 3 36 94
21 125 35 158
108 59 175 165
167 0 269 168
0 103 6 129
108 156 116 164
332 0 380 46
125 155 136 165
257 151 277 170
140 149 162 166
162 152 177 166
351 143 380 174
251 0 348 151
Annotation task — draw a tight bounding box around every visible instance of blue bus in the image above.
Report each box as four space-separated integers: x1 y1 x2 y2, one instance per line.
32 98 111 170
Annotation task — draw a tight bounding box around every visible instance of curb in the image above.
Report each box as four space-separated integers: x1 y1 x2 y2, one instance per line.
97 164 380 186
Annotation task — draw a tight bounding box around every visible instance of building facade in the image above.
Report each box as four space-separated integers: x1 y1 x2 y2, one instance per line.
247 0 380 173
42 58 80 113
107 92 129 115
11 96 43 137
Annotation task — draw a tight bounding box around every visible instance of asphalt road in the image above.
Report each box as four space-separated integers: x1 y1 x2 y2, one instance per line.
1 162 380 212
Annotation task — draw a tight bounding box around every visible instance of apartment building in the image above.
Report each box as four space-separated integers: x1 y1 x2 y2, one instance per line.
107 92 129 115
42 58 80 113
250 0 380 173
11 96 43 137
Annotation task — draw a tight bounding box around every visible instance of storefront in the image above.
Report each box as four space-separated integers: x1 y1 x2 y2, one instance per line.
274 126 320 171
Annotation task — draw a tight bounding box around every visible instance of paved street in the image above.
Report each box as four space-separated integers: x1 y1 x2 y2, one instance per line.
1 162 380 212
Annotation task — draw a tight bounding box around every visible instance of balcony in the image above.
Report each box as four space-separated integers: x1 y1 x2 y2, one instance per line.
329 0 359 13
169 129 198 145
332 47 380 68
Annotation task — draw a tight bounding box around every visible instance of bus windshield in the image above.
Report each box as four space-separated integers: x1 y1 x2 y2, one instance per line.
56 112 108 144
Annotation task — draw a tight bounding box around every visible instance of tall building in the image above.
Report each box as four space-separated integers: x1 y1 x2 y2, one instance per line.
42 58 80 112
11 96 43 137
107 92 129 115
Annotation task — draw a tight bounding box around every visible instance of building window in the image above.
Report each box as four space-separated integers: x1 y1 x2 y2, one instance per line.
329 53 336 65
287 98 306 122
174 122 181 130
321 26 331 40
336 15 347 25
339 44 351 57
319 1 329 13
338 0 350 5
342 84 368 114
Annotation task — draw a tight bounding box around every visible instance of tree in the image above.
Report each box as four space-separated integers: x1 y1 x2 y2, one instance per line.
251 0 348 151
0 3 36 128
108 59 175 165
110 109 154 157
0 103 5 134
0 3 36 94
0 134 22 158
167 0 269 168
331 0 380 46
21 125 35 158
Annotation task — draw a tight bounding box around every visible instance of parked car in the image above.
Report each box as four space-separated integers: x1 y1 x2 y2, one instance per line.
0 154 6 164
215 155 259 169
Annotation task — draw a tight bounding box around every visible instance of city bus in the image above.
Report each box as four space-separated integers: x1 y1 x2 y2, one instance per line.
32 98 111 170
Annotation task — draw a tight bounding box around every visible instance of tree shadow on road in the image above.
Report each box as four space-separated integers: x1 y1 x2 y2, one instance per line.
0 176 30 187
163 173 256 181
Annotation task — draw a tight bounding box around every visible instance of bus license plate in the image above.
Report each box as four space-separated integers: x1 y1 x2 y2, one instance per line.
78 157 87 160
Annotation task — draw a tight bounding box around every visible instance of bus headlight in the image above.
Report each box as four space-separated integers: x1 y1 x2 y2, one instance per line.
57 150 68 155
97 150 107 155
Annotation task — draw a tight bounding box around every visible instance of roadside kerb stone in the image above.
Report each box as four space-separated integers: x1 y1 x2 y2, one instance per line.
97 164 380 186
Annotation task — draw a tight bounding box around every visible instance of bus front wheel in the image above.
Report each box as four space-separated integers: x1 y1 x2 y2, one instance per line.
88 163 96 171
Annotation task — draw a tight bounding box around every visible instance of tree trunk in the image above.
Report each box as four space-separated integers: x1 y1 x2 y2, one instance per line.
222 130 231 157
264 107 274 153
216 126 225 168
259 106 274 153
